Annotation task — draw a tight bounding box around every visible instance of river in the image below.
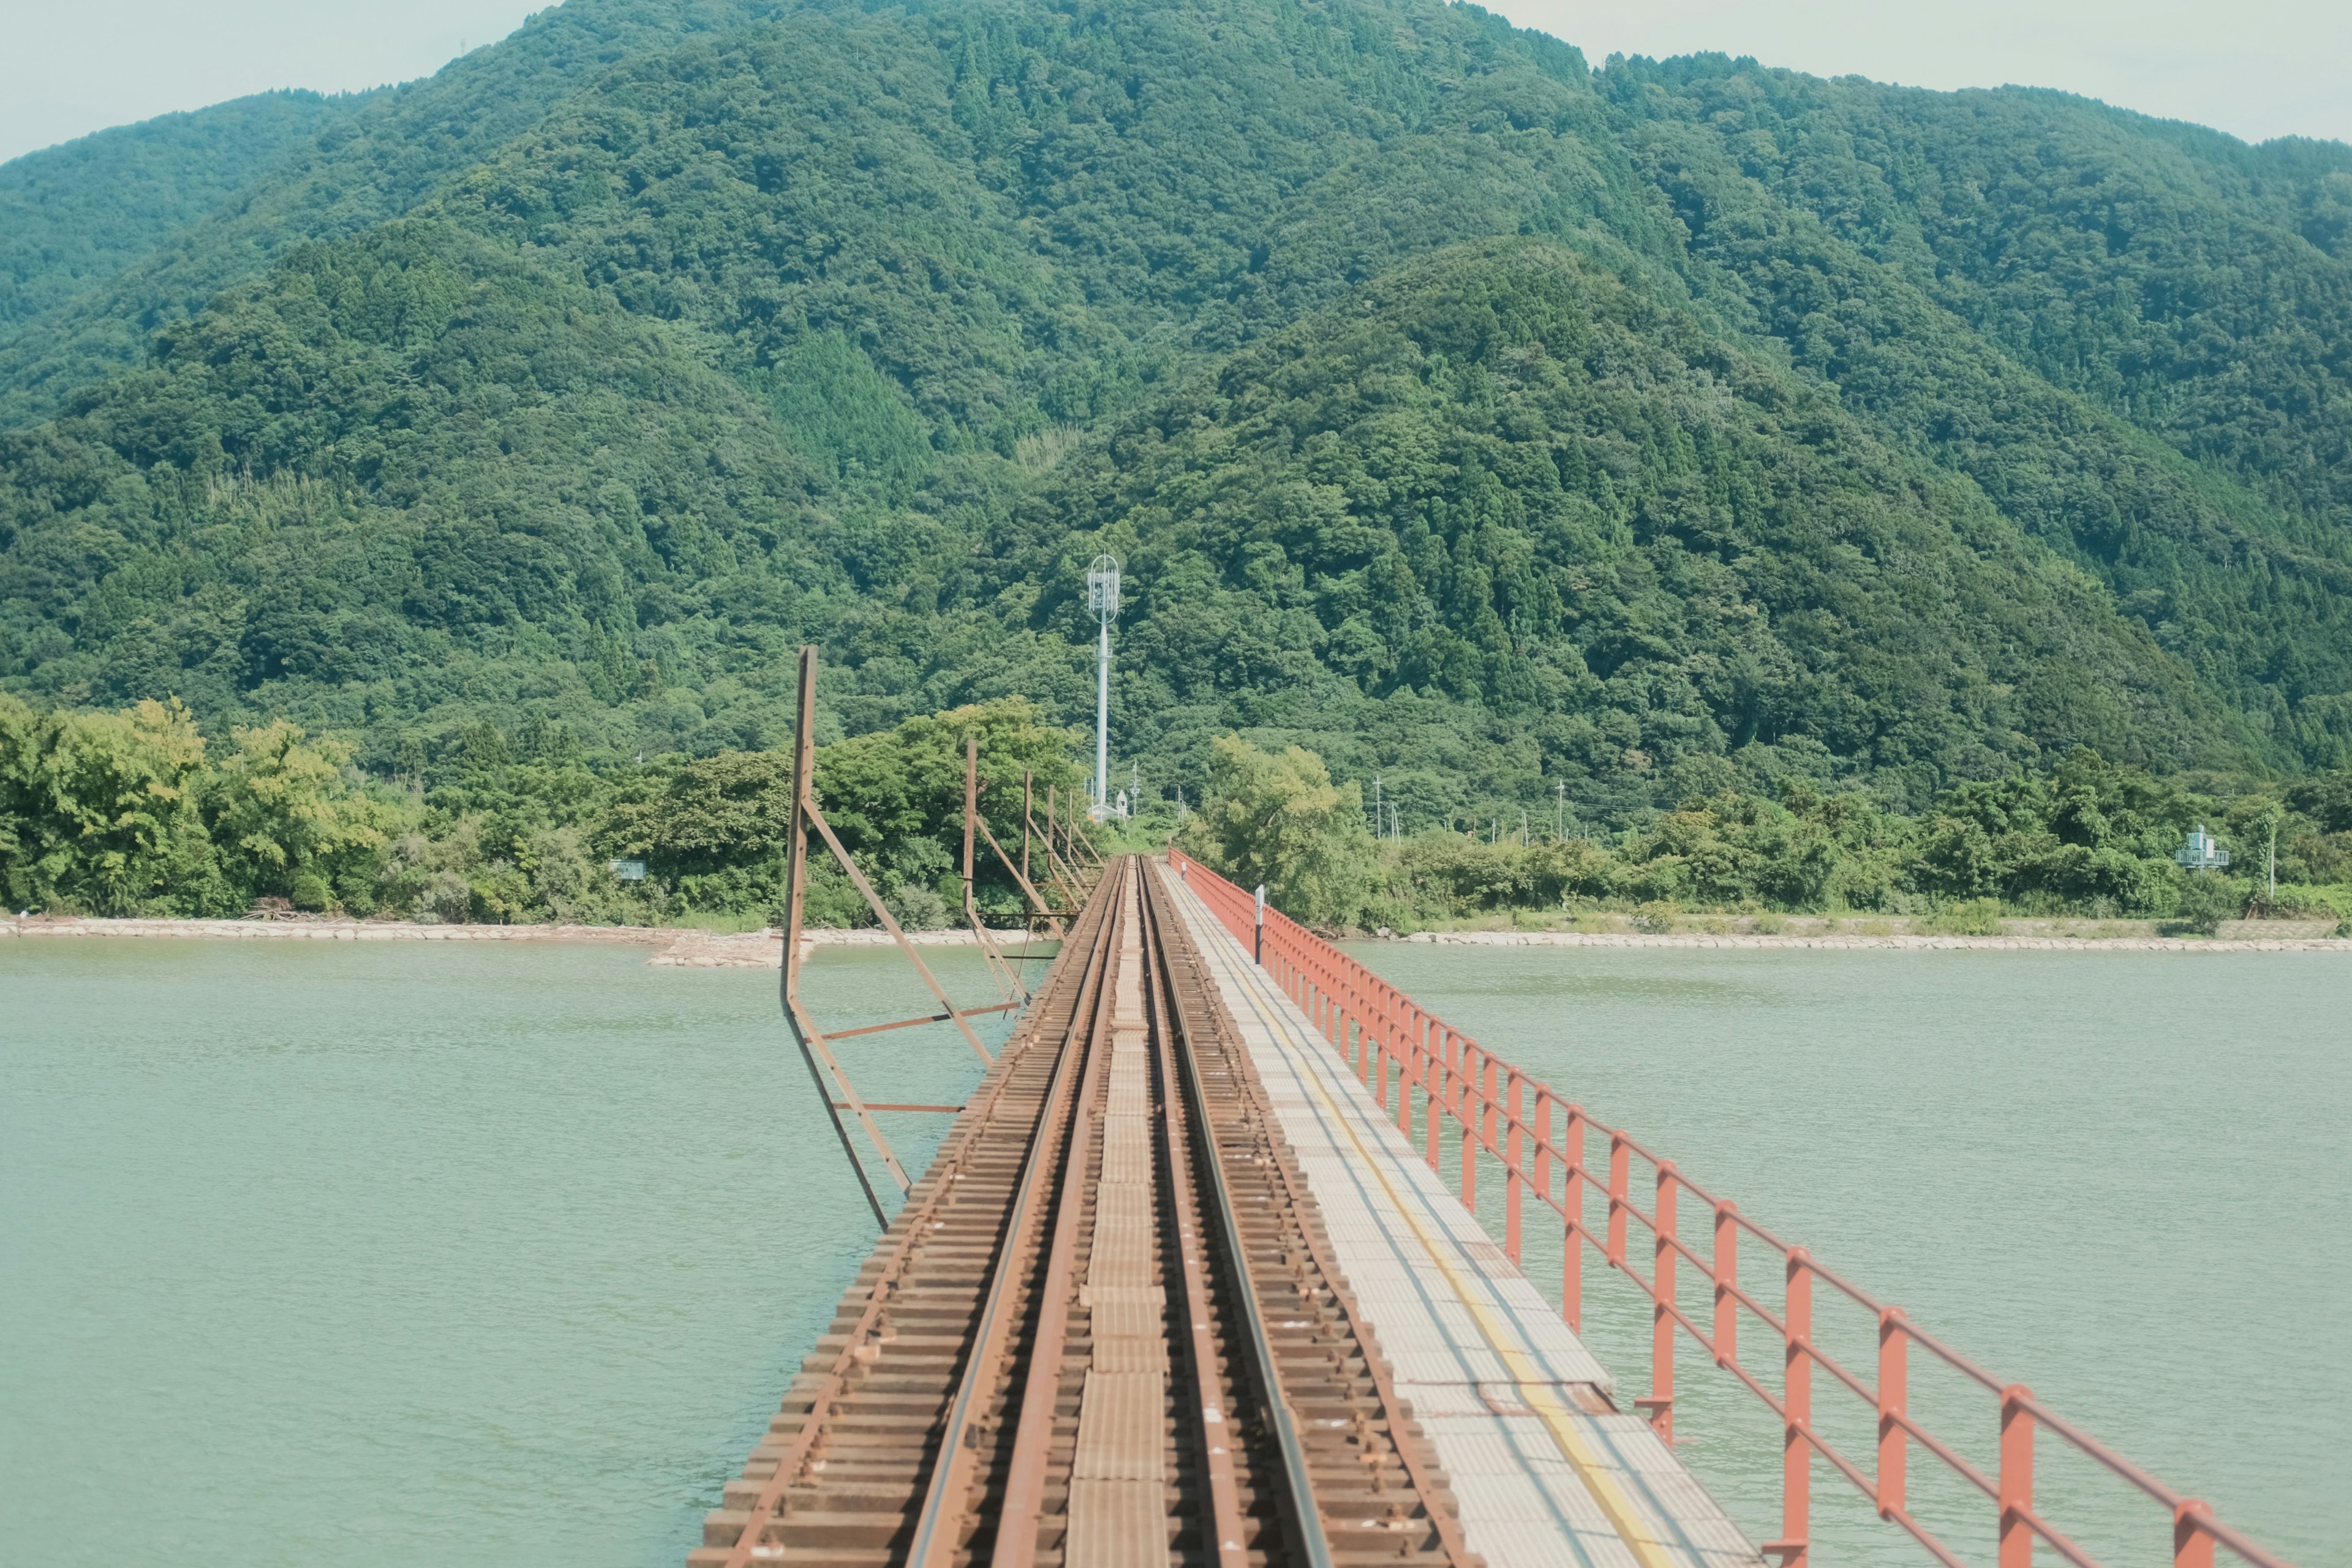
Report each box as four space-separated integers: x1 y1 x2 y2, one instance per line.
1 937 2340 1564
1348 943 2347 1566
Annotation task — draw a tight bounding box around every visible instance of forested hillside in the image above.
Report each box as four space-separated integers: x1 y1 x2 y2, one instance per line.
4 0 2351 853
0 91 364 345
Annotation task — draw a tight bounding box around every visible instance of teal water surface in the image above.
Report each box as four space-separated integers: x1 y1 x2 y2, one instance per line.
3 939 2342 1565
1348 944 2348 1566
0 937 1018 1567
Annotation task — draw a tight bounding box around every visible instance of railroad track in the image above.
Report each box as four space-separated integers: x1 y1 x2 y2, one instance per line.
695 856 1476 1568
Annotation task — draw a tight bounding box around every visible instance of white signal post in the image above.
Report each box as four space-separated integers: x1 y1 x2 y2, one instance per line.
1087 553 1121 818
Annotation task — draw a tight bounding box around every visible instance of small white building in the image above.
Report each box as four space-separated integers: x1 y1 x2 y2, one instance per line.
2173 826 2231 871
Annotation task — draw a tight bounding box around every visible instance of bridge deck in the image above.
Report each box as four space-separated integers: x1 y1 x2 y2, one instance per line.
1158 862 1763 1568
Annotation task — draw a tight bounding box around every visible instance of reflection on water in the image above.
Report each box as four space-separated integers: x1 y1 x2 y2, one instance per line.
1349 944 2349 1566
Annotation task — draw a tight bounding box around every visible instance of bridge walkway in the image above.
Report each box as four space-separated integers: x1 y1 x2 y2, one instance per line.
1158 860 1762 1568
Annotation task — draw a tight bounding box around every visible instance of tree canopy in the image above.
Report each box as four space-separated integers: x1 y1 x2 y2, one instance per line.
4 0 2351 851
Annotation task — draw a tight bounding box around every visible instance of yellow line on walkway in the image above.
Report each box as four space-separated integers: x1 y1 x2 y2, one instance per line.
1205 900 1678 1568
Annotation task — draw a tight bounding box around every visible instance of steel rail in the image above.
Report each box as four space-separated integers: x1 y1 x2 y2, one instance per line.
1152 867 1338 1568
987 866 1128 1567
1137 875 1253 1568
1146 860 1480 1568
903 861 1125 1568
714 883 1121 1568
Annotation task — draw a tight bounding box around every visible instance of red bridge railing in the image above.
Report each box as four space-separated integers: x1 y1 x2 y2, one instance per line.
1166 847 2293 1568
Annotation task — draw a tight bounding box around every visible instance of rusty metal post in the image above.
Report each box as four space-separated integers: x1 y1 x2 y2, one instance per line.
778 647 891 1228
782 649 814 1011
1427 1025 1444 1172
1607 1134 1629 1267
1487 1055 1502 1155
1715 1202 1740 1368
1877 1308 1907 1521
1563 1107 1586 1331
1459 1043 1477 1209
1645 1162 1678 1442
1532 1090 1553 1257
2000 1386 2036 1568
1768 1248 1814 1566
1396 994 1414 1130
1504 1071 1525 1262
2174 1501 2216 1568
960 737 1023 1005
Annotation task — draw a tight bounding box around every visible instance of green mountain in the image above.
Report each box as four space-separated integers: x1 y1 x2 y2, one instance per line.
4 0 2350 830
1 90 364 346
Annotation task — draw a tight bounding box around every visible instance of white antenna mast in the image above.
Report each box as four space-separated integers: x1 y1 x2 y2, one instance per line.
1085 553 1121 818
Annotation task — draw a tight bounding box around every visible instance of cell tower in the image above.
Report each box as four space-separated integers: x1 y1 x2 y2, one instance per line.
1086 552 1121 817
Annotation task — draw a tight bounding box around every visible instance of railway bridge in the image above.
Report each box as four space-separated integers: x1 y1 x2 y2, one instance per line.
689 859 2294 1568
688 649 2290 1568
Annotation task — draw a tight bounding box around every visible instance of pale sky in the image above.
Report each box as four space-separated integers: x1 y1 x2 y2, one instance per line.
1 0 2347 167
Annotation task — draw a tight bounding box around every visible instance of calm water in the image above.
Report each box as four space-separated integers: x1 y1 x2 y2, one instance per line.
1350 944 2348 1566
2 940 2342 1566
0 938 1019 1568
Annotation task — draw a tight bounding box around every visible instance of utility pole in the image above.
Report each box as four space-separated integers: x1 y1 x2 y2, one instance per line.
1373 775 1382 837
1087 554 1121 816
1555 781 1565 840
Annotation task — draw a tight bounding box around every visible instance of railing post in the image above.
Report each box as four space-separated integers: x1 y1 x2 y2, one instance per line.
1877 1308 1907 1523
1357 990 1372 1085
2173 1500 2215 1568
1483 1054 1501 1153
1562 1107 1586 1331
1398 1004 1415 1139
1427 1026 1446 1172
1713 1202 1738 1368
2000 1385 2035 1568
1504 1072 1525 1262
1459 1045 1478 1210
1643 1161 1677 1442
1532 1090 1553 1252
1253 882 1265 964
1772 1247 1813 1566
1606 1135 1629 1268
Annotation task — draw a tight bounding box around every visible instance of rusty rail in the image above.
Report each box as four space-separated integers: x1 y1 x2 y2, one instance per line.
699 859 1471 1567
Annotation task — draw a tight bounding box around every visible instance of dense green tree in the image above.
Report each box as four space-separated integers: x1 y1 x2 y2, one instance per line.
1179 736 1378 923
1 91 361 344
2 0 2351 832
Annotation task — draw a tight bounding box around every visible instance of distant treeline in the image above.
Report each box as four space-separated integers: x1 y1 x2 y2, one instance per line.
7 692 2348 935
0 692 1081 927
1178 739 2352 935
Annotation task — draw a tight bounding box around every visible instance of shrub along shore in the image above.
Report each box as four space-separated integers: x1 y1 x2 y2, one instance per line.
6 692 2351 939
